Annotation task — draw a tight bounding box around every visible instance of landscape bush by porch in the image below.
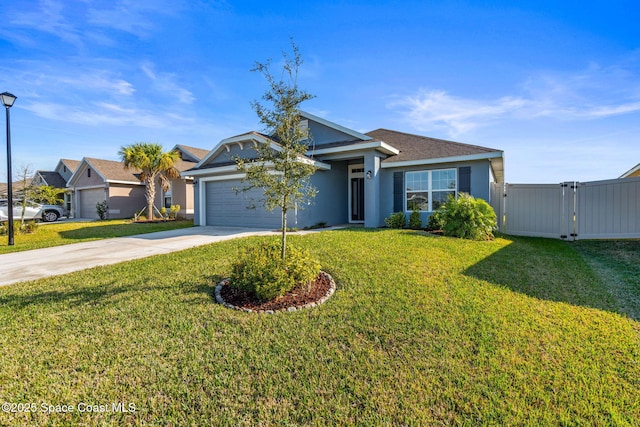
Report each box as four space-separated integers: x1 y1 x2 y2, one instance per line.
384 211 406 228
230 242 321 301
426 209 444 231
438 193 496 240
409 208 423 229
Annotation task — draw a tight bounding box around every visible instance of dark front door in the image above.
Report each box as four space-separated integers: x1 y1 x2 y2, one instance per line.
351 178 365 221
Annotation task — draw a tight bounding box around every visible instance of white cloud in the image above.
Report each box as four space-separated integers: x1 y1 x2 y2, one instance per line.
8 0 84 47
22 100 193 129
141 62 195 104
392 57 640 137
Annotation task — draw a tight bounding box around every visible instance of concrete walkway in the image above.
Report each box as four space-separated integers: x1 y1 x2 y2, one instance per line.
0 226 340 286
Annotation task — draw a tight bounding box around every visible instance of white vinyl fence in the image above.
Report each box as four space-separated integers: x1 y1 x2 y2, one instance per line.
490 177 640 240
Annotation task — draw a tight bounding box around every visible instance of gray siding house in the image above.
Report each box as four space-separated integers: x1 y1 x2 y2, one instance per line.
33 159 80 214
185 112 504 228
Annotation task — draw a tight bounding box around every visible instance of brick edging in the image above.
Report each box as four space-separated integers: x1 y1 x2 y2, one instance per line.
214 271 336 314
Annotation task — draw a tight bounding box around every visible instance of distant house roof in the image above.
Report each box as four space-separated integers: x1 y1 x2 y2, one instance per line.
36 171 67 188
83 158 142 183
174 145 210 162
173 159 198 173
619 163 640 178
60 159 80 173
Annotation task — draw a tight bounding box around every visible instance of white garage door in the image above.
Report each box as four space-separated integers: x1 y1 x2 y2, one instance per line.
78 188 106 219
205 179 281 228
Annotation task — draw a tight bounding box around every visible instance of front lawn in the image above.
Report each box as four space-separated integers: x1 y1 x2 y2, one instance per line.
0 219 193 254
0 230 638 425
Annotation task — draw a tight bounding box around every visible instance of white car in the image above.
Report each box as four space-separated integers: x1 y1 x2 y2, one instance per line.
0 200 65 222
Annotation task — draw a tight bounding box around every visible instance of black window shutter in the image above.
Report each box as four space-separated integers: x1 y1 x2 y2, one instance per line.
393 171 404 212
458 167 471 194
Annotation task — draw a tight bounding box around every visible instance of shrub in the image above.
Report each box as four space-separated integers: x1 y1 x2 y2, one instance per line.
230 242 321 301
96 201 109 220
408 209 422 230
437 193 496 240
160 207 167 218
384 211 406 229
170 204 181 219
425 210 444 231
19 220 38 234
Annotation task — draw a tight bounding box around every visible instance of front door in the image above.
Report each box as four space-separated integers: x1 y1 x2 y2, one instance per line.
351 177 364 221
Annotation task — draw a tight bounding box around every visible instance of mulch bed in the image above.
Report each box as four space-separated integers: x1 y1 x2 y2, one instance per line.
219 272 333 312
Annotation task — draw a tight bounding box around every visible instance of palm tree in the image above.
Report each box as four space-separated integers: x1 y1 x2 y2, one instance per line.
119 143 180 220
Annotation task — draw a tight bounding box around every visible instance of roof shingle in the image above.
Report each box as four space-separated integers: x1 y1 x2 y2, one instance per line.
365 129 501 163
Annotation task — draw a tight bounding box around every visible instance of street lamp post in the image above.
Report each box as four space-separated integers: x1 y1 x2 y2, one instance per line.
1 91 17 246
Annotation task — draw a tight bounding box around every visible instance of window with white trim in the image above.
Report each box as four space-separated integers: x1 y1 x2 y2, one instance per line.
406 169 456 211
164 184 173 208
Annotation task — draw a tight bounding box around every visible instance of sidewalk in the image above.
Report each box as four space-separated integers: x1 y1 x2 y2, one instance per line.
0 226 340 286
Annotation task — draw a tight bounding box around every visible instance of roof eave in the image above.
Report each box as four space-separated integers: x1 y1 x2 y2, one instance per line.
310 141 399 159
381 151 503 168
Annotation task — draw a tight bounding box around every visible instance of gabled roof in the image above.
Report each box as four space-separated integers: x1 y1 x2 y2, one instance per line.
194 131 271 170
68 157 143 186
35 171 66 188
59 159 80 173
183 114 504 181
300 111 373 142
173 145 210 163
619 163 640 178
186 131 330 176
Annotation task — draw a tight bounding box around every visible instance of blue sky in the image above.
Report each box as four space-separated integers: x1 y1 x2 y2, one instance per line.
0 0 638 183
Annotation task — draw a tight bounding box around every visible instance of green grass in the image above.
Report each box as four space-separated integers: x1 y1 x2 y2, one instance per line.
0 230 638 425
0 219 194 254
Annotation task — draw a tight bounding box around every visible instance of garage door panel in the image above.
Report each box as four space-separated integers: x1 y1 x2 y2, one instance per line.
79 189 105 219
205 179 281 228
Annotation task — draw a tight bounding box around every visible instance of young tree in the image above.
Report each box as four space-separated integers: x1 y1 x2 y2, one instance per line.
15 164 35 225
236 41 317 260
33 185 65 205
119 143 180 220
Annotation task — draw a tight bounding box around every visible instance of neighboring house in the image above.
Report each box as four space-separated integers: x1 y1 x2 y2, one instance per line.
184 111 504 228
165 145 211 218
67 157 147 219
619 163 640 178
32 159 80 213
67 146 208 220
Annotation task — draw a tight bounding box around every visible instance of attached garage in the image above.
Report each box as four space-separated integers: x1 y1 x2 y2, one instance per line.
78 188 106 219
204 179 282 228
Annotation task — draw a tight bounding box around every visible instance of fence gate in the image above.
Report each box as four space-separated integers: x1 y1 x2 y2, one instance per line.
490 177 640 240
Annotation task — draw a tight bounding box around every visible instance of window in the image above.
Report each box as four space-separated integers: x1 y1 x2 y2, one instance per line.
406 169 456 211
87 168 91 178
164 184 172 208
406 171 429 211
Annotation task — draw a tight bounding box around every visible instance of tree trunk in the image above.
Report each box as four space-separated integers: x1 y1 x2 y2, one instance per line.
281 194 287 261
146 177 156 221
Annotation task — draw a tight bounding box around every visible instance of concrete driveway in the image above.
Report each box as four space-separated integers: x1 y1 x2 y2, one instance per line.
0 226 334 286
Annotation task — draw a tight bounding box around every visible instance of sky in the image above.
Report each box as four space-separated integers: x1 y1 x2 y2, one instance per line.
0 0 638 183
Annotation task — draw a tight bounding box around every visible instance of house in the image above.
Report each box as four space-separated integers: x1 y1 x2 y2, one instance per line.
619 163 640 179
165 145 211 217
32 159 80 213
67 157 147 219
184 111 504 228
67 145 208 219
